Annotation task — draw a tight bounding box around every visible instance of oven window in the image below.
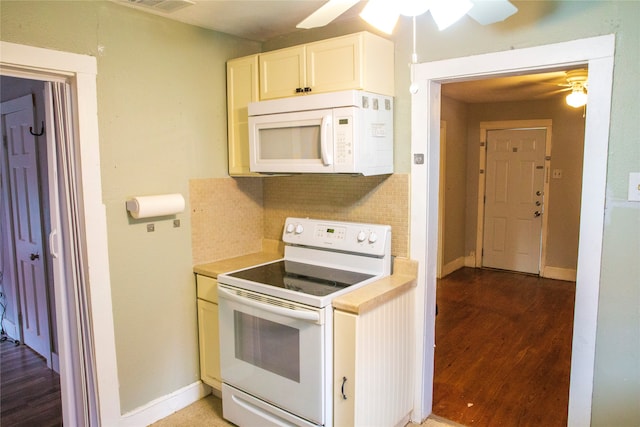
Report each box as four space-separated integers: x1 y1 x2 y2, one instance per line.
233 311 300 383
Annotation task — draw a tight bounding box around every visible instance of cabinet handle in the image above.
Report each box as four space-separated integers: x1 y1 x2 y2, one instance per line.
304 87 312 92
341 376 347 400
295 87 303 93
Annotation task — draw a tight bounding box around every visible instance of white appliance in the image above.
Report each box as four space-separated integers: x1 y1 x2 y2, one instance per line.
248 90 393 176
218 217 392 427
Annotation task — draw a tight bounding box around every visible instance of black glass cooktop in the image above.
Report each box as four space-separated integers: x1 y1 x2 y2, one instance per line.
227 260 374 297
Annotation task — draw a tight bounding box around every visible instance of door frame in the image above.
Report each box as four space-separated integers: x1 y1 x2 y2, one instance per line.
0 41 121 425
410 34 615 427
475 120 553 276
436 121 446 279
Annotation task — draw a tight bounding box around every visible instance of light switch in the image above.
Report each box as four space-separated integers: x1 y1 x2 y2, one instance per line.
628 172 640 202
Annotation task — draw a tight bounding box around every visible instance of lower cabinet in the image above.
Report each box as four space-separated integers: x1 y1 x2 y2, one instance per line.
333 287 415 426
196 274 221 390
333 310 356 426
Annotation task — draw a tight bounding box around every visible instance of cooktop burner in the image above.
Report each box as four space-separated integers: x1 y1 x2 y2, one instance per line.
227 260 374 297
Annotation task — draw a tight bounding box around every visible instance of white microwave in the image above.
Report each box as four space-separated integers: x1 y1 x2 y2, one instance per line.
248 90 393 175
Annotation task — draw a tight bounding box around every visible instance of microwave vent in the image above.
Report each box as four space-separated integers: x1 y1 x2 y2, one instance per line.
123 0 195 13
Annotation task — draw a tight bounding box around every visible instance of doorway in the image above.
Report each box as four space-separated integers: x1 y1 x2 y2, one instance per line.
410 35 615 426
1 40 120 426
1 76 61 423
434 76 580 424
1 79 56 367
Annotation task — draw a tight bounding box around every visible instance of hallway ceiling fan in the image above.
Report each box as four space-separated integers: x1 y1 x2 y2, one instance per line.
297 0 518 33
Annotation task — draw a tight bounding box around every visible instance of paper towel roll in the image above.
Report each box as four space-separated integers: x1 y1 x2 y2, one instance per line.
126 193 185 219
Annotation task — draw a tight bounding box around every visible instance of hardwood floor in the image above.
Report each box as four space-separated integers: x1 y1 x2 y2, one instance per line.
1 340 62 427
432 267 575 427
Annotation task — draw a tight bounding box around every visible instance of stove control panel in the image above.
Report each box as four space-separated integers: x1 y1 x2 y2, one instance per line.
283 217 391 257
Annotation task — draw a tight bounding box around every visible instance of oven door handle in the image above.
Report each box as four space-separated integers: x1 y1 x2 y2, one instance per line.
218 287 322 324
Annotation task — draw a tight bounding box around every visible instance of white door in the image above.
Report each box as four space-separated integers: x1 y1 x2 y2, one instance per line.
1 94 51 361
482 128 546 274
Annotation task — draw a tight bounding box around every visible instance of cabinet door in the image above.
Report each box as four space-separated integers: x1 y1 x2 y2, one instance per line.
306 34 361 94
227 55 260 176
333 310 356 426
259 46 306 100
198 299 221 389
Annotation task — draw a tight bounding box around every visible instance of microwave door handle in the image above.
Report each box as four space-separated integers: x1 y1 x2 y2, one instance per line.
320 114 332 166
218 286 321 324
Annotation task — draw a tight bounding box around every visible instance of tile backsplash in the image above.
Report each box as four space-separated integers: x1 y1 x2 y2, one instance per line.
190 174 409 265
263 174 409 258
190 177 264 265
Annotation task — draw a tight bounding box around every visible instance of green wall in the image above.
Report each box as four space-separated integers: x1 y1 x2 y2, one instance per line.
0 0 260 413
2 0 638 424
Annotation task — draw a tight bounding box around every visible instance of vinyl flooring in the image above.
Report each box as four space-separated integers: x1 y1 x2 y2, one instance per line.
0 339 62 427
432 267 575 426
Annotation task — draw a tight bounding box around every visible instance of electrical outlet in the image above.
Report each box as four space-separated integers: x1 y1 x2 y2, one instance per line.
552 169 563 179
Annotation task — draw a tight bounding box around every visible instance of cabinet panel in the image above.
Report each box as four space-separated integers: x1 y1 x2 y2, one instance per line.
259 46 305 100
227 55 259 176
306 35 361 93
198 299 221 389
196 274 218 303
333 310 356 426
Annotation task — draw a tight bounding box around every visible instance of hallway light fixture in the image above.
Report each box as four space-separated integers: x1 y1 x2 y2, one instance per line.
563 69 589 108
566 87 588 108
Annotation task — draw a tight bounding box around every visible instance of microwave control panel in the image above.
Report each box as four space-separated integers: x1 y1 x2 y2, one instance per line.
334 115 354 165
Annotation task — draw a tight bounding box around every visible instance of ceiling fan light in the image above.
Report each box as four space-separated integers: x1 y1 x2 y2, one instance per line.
566 88 588 108
467 0 517 25
398 0 432 17
360 1 400 34
430 0 473 30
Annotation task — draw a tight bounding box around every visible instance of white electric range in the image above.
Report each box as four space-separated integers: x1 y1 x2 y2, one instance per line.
217 217 392 427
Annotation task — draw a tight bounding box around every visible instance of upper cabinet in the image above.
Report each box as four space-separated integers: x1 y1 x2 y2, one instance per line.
259 32 394 100
226 32 394 176
227 54 260 176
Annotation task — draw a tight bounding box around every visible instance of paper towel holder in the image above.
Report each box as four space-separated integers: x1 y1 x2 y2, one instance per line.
126 193 185 219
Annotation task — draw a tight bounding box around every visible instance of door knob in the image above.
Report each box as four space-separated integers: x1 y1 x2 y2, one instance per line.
30 253 40 261
536 190 542 196
534 211 541 217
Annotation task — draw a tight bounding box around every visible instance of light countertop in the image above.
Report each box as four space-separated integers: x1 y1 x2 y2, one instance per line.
193 239 283 278
332 257 418 315
193 241 417 316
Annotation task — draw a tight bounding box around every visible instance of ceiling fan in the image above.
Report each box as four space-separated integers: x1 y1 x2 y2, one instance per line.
297 0 519 33
556 69 589 107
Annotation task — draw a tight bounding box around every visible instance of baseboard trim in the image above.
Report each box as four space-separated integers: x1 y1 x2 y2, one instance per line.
464 254 476 268
2 318 19 340
542 266 577 282
442 257 465 277
119 380 212 426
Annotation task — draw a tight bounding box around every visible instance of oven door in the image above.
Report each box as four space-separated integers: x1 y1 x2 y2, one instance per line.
218 284 325 425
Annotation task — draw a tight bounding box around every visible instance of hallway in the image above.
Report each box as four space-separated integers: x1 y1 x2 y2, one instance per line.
433 267 575 426
1 340 62 427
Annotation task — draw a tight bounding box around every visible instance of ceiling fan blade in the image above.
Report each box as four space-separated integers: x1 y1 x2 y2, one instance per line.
467 0 517 25
296 0 360 29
